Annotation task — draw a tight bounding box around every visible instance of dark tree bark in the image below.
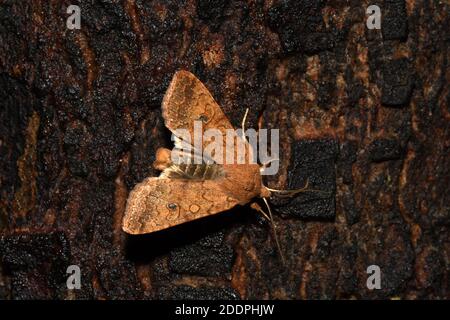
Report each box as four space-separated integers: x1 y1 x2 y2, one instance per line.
0 0 448 299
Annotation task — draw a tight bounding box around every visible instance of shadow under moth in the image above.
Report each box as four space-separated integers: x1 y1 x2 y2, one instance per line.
122 70 309 262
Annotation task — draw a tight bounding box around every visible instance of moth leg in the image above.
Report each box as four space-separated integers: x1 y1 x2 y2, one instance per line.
250 202 270 221
251 199 286 265
241 108 250 143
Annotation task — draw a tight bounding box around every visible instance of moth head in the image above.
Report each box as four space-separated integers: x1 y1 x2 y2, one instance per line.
260 186 271 198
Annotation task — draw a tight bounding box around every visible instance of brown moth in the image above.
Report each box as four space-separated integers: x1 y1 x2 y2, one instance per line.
122 70 273 235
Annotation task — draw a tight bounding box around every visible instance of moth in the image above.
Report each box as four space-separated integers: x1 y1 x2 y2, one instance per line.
122 70 307 261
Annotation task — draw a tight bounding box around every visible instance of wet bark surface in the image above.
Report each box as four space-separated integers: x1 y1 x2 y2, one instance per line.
0 0 448 299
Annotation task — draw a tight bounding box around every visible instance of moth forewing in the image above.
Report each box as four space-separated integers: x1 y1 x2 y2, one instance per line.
122 177 240 234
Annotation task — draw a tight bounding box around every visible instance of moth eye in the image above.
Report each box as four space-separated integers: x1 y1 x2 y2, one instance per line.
167 203 178 210
198 114 208 123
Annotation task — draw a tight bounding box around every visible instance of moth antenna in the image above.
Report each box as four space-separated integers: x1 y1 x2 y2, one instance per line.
241 108 249 142
262 197 286 266
263 158 280 166
266 179 309 194
265 179 331 198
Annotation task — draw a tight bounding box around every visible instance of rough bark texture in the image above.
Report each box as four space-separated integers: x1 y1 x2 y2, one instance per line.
0 0 448 299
